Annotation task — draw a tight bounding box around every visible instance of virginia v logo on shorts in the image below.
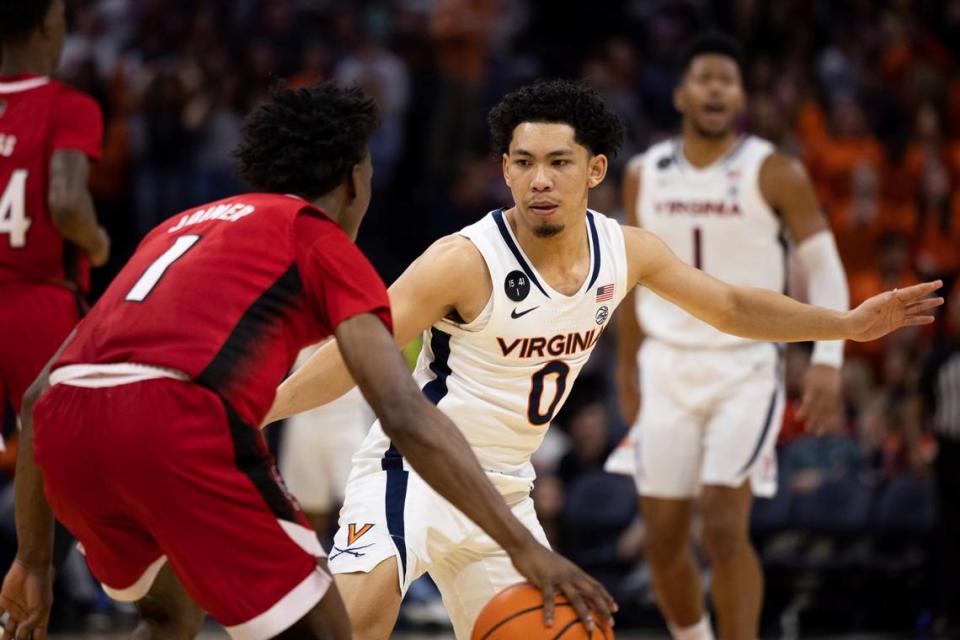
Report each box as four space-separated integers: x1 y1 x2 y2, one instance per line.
347 522 374 545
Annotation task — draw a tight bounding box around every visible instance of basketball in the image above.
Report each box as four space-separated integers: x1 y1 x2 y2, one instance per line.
471 582 614 640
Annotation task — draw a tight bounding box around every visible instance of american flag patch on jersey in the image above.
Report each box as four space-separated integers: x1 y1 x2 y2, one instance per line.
596 283 614 302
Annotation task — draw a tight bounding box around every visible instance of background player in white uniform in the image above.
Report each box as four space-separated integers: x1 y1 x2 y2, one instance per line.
265 80 942 640
610 34 851 640
279 343 374 538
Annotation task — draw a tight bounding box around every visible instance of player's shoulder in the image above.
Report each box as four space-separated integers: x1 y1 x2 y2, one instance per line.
638 138 677 170
756 146 810 187
424 232 485 267
47 79 101 112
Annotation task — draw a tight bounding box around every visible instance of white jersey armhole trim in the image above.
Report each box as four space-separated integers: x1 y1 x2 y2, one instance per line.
434 232 495 333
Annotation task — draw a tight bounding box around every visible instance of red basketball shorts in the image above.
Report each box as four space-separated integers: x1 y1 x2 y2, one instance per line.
33 376 331 639
0 281 79 414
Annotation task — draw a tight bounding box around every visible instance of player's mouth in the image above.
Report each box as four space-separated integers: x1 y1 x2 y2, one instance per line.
702 103 728 123
528 201 560 216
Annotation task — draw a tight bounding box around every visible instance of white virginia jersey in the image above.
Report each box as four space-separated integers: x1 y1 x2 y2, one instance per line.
637 135 784 348
350 209 629 494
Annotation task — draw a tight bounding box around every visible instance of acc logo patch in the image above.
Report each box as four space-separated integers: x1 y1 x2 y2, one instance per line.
504 270 530 302
595 305 609 325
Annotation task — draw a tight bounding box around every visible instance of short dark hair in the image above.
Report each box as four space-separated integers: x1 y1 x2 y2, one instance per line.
0 0 54 42
680 31 744 74
234 82 380 200
488 79 625 158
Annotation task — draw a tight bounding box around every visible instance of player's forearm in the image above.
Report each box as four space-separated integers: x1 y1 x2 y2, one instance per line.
14 396 55 567
724 286 849 342
49 194 107 259
383 400 535 555
266 345 357 424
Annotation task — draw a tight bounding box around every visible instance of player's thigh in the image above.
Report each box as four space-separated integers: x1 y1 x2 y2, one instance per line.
333 558 403 640
634 385 705 498
702 348 784 497
277 560 351 640
432 495 549 639
136 385 332 639
33 384 168 601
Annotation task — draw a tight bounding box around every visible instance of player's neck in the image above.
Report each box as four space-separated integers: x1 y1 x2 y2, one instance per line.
507 208 589 279
0 46 52 77
681 129 740 169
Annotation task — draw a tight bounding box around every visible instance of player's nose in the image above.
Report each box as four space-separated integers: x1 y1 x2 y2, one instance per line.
531 165 552 190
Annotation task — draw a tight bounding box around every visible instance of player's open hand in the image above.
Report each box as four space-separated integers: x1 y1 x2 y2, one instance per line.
510 541 617 632
846 281 944 343
0 559 53 640
797 364 843 435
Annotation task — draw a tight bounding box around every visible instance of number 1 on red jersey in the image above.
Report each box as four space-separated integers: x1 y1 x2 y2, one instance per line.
125 234 201 302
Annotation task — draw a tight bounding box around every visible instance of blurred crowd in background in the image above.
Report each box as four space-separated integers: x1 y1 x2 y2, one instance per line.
2 0 960 636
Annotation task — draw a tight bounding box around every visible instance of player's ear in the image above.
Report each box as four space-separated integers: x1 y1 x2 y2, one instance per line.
345 164 359 200
501 153 512 187
587 154 607 189
673 84 686 115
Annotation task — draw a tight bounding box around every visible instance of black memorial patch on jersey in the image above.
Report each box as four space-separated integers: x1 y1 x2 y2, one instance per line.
656 156 672 170
504 270 531 302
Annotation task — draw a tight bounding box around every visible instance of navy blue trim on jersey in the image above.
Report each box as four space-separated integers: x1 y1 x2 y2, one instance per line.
422 328 452 404
492 209 550 299
378 328 452 580
385 468 409 581
585 211 602 291
738 387 779 475
381 445 403 471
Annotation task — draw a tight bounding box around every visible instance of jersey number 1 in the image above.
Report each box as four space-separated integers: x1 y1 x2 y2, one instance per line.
125 235 200 302
0 169 30 248
528 360 570 426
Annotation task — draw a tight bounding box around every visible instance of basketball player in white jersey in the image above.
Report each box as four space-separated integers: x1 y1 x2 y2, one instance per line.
279 344 375 538
264 80 941 640
610 34 850 640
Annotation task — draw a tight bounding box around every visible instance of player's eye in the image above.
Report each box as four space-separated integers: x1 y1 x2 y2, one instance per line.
515 159 531 167
553 159 570 167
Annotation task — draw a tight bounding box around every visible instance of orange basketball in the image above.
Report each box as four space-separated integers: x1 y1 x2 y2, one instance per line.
471 582 614 640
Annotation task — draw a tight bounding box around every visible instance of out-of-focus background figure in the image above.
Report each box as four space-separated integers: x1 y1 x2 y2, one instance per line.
2 1 959 638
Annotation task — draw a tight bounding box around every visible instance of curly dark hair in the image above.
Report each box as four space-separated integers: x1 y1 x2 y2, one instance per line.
0 0 54 42
679 31 744 74
488 79 625 158
234 82 380 200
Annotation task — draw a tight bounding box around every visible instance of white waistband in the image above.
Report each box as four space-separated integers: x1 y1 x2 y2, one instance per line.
49 363 190 388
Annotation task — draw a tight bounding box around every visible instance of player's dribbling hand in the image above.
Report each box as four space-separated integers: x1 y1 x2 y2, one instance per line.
510 541 617 632
797 364 843 435
846 281 944 342
0 559 53 640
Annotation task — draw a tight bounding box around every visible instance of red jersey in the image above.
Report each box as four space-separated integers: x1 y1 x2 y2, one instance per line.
56 193 392 426
0 74 103 293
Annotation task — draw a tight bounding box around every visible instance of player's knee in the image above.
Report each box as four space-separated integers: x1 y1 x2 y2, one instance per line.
700 510 749 563
645 522 689 566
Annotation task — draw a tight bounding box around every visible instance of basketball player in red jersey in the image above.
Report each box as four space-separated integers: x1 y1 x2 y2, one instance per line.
0 83 614 640
0 0 109 435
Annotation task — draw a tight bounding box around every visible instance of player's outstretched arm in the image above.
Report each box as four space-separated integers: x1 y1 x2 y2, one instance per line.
0 331 75 640
48 150 109 267
334 313 616 629
264 234 485 425
627 227 943 343
615 156 645 424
